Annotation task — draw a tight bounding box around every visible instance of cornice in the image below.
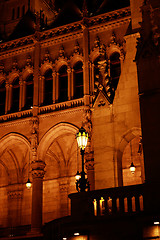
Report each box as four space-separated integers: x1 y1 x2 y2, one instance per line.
0 7 131 59
39 105 84 120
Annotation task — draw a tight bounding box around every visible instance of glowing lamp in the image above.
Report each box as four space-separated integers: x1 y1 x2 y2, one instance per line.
76 127 88 150
130 162 136 174
75 171 81 180
26 178 32 189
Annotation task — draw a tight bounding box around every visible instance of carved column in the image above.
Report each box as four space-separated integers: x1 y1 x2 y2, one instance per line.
8 83 12 112
31 161 45 233
83 108 95 190
30 116 45 234
38 76 42 105
85 143 95 191
19 76 23 110
82 24 90 105
67 67 71 100
71 69 74 99
59 179 69 217
5 80 9 114
52 70 56 103
7 187 23 228
56 73 59 102
41 76 45 105
90 62 95 95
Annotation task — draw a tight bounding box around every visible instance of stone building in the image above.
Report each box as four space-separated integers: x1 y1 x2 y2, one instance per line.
0 0 159 239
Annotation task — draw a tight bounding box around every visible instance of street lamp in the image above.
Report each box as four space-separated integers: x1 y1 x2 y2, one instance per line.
76 127 90 192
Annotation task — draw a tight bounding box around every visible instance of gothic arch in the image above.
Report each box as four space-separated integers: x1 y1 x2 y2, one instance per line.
22 66 33 80
117 127 142 186
40 62 53 76
70 55 83 68
38 122 78 161
55 59 68 72
0 133 31 184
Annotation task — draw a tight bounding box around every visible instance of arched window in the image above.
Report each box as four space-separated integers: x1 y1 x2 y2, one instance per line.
17 7 20 18
122 136 145 186
110 52 121 91
43 69 53 105
12 8 15 20
59 65 68 102
11 77 19 112
22 5 25 16
0 81 6 115
25 74 33 109
73 61 83 99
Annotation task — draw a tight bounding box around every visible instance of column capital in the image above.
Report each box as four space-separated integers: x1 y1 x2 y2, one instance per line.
32 169 45 179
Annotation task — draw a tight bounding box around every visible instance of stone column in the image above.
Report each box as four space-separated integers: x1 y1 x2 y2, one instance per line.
82 24 90 105
52 71 56 103
5 80 9 114
67 67 71 100
19 76 23 110
59 179 69 217
56 73 59 102
8 84 12 112
85 141 95 191
71 69 74 99
31 161 45 234
90 62 94 95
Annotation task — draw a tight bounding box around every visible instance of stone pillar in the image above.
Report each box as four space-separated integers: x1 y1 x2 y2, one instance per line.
59 179 69 217
67 67 71 100
85 141 95 191
33 41 40 108
5 80 9 114
71 69 74 99
82 24 90 105
38 76 43 106
31 161 45 234
7 186 23 228
52 71 56 103
8 84 12 112
19 76 23 110
56 73 59 102
90 62 94 95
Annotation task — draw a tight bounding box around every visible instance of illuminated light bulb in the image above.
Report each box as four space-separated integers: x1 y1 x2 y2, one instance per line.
130 162 136 174
26 178 32 189
74 233 80 236
75 171 81 180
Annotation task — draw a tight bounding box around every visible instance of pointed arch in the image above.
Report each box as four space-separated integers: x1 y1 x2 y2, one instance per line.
117 128 144 187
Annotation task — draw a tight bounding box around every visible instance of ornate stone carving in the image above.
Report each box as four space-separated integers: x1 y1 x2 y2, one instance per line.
8 190 23 200
31 160 46 179
30 116 39 160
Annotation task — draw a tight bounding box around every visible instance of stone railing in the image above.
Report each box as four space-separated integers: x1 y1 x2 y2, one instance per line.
69 184 144 218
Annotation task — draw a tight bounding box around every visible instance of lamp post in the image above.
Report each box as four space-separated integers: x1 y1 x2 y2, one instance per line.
76 127 90 192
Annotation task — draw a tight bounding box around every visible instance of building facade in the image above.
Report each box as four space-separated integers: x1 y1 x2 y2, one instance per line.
0 0 159 239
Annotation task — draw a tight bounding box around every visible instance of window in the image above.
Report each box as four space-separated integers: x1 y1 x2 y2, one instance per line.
0 81 6 115
110 52 121 91
17 7 20 18
43 69 53 105
12 8 15 20
11 78 19 112
25 74 33 109
73 61 83 99
22 5 25 16
59 65 68 102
